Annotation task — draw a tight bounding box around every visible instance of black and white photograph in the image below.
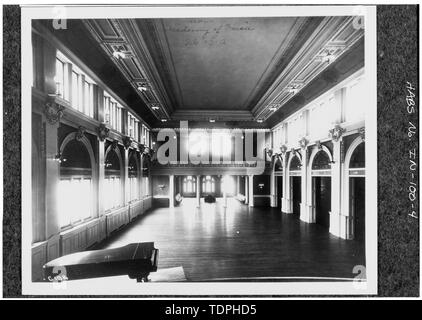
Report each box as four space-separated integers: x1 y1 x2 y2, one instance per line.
20 4 379 296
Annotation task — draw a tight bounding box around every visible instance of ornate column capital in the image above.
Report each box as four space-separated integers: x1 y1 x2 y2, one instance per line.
111 139 119 150
75 126 86 141
299 137 309 150
44 102 64 125
280 144 288 155
122 136 132 149
97 123 110 142
328 124 345 142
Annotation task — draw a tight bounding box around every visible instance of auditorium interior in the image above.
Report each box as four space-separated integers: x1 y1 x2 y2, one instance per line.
30 16 367 282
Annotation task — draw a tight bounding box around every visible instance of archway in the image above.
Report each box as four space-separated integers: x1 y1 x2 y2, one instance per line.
345 139 365 241
104 144 123 212
310 149 332 229
288 153 302 216
273 156 283 209
58 133 95 228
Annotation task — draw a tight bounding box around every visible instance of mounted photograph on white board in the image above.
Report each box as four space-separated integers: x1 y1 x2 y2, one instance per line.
21 4 377 295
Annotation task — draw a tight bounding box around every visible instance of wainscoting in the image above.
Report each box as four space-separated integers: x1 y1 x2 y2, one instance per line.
31 196 153 281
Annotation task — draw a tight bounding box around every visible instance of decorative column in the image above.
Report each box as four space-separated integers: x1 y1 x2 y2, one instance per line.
169 174 175 208
329 125 345 238
196 175 201 207
299 138 312 223
44 102 63 261
122 137 132 209
248 174 254 207
244 176 249 205
270 170 277 207
96 123 108 241
236 176 240 197
280 147 291 213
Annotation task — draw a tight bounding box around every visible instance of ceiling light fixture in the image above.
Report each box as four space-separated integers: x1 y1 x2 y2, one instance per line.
257 119 263 123
209 119 215 123
113 51 126 59
161 119 167 122
151 105 160 110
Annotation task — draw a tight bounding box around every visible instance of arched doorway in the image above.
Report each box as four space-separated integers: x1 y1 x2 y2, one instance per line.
104 145 123 212
58 134 95 228
347 141 365 241
289 153 302 217
273 156 283 209
310 149 332 229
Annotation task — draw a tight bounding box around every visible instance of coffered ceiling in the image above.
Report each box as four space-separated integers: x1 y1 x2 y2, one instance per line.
82 16 364 126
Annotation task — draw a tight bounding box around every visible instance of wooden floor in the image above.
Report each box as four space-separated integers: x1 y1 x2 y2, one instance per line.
96 198 365 281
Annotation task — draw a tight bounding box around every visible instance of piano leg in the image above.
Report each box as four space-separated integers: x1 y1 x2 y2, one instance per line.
135 273 150 282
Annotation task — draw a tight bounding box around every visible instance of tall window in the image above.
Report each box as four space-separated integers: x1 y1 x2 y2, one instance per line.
183 176 196 193
104 148 122 211
202 176 215 193
104 92 122 132
55 57 68 100
58 139 93 228
56 51 95 118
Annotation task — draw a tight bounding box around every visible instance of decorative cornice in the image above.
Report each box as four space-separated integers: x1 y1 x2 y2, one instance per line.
315 140 323 150
280 144 288 155
44 102 64 125
299 137 309 150
75 126 87 141
97 123 110 142
123 136 133 149
111 140 119 150
358 127 365 141
254 16 364 121
328 124 346 142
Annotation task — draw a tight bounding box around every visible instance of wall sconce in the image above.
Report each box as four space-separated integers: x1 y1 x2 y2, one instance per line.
105 162 112 168
258 183 265 189
158 184 166 190
54 152 66 164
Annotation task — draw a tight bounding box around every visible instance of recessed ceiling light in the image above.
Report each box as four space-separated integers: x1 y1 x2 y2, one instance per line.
113 51 126 59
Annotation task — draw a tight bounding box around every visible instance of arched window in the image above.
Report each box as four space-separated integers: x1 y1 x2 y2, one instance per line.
290 155 301 171
104 147 122 211
58 138 93 228
128 152 139 201
183 176 196 194
202 176 215 193
349 143 365 168
274 157 283 172
312 151 331 170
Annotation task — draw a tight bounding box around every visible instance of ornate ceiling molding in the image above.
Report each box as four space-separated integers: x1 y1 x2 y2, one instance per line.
83 19 173 121
171 109 254 121
253 16 364 121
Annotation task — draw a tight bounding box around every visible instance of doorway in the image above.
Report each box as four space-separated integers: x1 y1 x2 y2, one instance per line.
313 177 331 229
350 177 365 242
291 176 301 216
276 176 283 209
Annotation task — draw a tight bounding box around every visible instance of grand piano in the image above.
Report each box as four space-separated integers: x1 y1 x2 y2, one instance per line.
43 242 159 282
